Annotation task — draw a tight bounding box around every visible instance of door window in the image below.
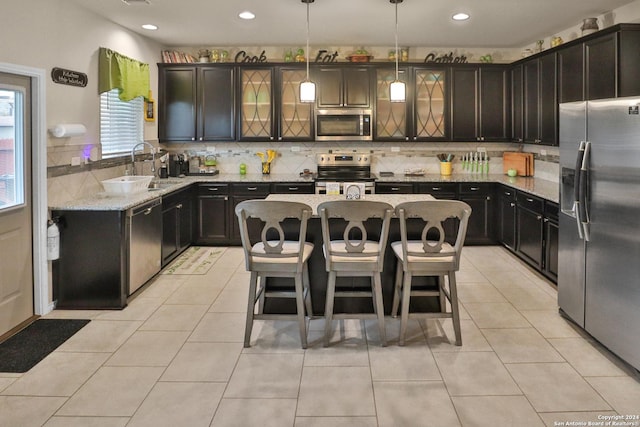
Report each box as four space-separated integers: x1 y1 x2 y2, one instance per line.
0 88 25 210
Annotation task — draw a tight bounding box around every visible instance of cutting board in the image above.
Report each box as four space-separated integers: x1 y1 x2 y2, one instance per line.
503 152 534 176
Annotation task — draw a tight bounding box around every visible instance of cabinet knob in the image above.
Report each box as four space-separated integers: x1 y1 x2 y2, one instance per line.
470 187 479 191
176 204 183 209
247 187 258 191
288 187 299 191
526 198 534 202
510 202 516 207
432 187 441 191
543 218 549 222
278 137 282 141
208 188 219 191
191 138 195 141
405 137 409 141
391 187 400 191
413 137 417 141
536 215 543 221
270 137 274 141
199 137 203 141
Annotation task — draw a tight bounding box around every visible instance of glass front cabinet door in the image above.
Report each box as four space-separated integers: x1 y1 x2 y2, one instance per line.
413 68 448 140
375 67 408 140
278 68 313 141
239 67 274 141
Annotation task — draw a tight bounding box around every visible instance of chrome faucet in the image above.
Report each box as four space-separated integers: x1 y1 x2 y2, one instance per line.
130 142 156 176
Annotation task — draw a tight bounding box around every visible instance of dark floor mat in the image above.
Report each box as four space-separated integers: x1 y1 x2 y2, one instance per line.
0 319 90 373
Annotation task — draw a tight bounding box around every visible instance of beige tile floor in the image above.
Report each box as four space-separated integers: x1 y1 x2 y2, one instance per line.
1 246 639 427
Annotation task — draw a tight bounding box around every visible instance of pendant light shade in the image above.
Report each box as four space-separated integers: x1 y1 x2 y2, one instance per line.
300 80 316 102
300 0 316 103
390 0 406 103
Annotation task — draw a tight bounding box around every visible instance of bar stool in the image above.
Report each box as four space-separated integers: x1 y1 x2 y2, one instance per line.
235 200 314 349
390 200 471 346
318 200 393 347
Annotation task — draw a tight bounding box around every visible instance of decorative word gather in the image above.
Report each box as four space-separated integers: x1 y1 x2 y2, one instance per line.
424 52 468 64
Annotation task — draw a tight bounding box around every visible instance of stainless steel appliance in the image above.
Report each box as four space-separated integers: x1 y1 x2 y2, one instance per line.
559 97 640 372
314 152 376 194
315 109 372 141
127 197 162 295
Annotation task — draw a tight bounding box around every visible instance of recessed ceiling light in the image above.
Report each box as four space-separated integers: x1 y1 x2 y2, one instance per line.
452 12 470 21
239 10 256 20
142 24 158 30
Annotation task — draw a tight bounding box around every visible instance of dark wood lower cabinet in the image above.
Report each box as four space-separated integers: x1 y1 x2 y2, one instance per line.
543 202 559 281
458 183 495 245
195 183 230 244
497 185 517 250
162 187 194 266
516 205 544 267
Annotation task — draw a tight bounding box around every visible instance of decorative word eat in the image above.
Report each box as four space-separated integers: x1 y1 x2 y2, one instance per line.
235 50 268 63
315 50 339 63
424 52 468 64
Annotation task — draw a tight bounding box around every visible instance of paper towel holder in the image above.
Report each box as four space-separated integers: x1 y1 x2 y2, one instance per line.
49 123 87 138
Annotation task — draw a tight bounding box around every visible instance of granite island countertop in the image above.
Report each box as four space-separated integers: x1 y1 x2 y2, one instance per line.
49 172 558 211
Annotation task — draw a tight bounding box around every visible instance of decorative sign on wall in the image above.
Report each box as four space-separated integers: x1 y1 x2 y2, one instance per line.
234 50 268 63
51 67 88 87
315 50 339 63
424 52 468 64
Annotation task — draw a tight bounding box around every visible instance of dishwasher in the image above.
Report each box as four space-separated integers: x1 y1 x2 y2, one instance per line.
127 197 162 295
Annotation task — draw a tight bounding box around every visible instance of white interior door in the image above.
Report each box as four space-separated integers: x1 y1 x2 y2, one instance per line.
0 71 33 336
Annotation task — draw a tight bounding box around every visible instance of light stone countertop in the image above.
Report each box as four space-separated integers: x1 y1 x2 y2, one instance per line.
50 172 557 211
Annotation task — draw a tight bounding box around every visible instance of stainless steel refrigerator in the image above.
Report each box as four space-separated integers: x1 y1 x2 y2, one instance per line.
559 97 640 372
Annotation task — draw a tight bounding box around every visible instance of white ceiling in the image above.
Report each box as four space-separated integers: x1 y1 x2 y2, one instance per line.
69 0 637 48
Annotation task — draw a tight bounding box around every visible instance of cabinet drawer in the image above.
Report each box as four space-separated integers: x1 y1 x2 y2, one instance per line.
517 191 544 213
197 183 229 196
416 183 457 197
231 183 271 195
544 201 559 220
271 182 315 194
458 183 494 195
498 186 516 200
376 183 414 194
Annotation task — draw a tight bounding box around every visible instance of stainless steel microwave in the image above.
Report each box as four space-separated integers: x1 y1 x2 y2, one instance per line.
315 109 372 141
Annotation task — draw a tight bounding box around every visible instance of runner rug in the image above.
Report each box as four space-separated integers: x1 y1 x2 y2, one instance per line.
161 246 226 275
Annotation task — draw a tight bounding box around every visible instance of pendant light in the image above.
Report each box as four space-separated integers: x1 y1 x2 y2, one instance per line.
389 0 406 102
299 0 316 103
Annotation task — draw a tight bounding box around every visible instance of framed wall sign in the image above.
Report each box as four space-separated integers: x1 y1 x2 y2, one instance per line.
144 91 155 122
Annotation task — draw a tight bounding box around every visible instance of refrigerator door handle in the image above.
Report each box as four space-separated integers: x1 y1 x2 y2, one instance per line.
573 140 586 239
579 141 591 241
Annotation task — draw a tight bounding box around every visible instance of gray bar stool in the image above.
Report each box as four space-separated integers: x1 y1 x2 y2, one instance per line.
235 200 314 349
318 200 393 347
390 200 471 346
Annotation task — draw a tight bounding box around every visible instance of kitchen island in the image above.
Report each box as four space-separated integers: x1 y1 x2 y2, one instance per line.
256 194 440 316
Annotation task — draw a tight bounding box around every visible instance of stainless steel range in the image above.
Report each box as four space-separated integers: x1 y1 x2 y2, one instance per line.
314 152 376 195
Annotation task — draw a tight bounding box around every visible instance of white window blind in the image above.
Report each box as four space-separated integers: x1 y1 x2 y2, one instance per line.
100 89 143 158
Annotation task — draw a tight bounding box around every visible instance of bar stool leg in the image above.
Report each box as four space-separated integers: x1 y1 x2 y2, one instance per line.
294 272 308 349
323 271 337 347
449 271 462 346
372 273 387 346
399 272 412 346
391 259 403 318
303 263 313 316
244 271 259 348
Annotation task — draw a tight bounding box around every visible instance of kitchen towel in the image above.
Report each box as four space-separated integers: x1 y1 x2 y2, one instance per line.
0 319 90 373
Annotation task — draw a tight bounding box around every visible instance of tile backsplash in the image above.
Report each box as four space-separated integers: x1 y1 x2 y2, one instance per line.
46 140 559 207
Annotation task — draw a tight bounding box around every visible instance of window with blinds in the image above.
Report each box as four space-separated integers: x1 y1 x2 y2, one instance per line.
100 89 143 158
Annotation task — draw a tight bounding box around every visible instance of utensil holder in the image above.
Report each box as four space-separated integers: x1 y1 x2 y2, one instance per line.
440 162 452 176
262 162 271 175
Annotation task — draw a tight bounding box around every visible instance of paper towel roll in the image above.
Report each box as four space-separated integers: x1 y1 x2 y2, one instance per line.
49 124 86 138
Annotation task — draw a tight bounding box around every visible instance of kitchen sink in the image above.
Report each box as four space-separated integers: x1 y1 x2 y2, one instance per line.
101 175 154 195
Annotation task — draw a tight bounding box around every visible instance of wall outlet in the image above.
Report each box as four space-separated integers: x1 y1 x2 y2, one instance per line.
391 146 400 152
71 156 81 166
291 146 301 152
477 147 486 153
540 149 547 156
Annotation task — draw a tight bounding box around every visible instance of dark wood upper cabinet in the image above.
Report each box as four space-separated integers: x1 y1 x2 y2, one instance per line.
158 65 235 142
159 66 197 142
585 33 617 100
523 53 557 146
558 43 584 103
451 66 510 142
314 66 372 108
511 65 523 142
